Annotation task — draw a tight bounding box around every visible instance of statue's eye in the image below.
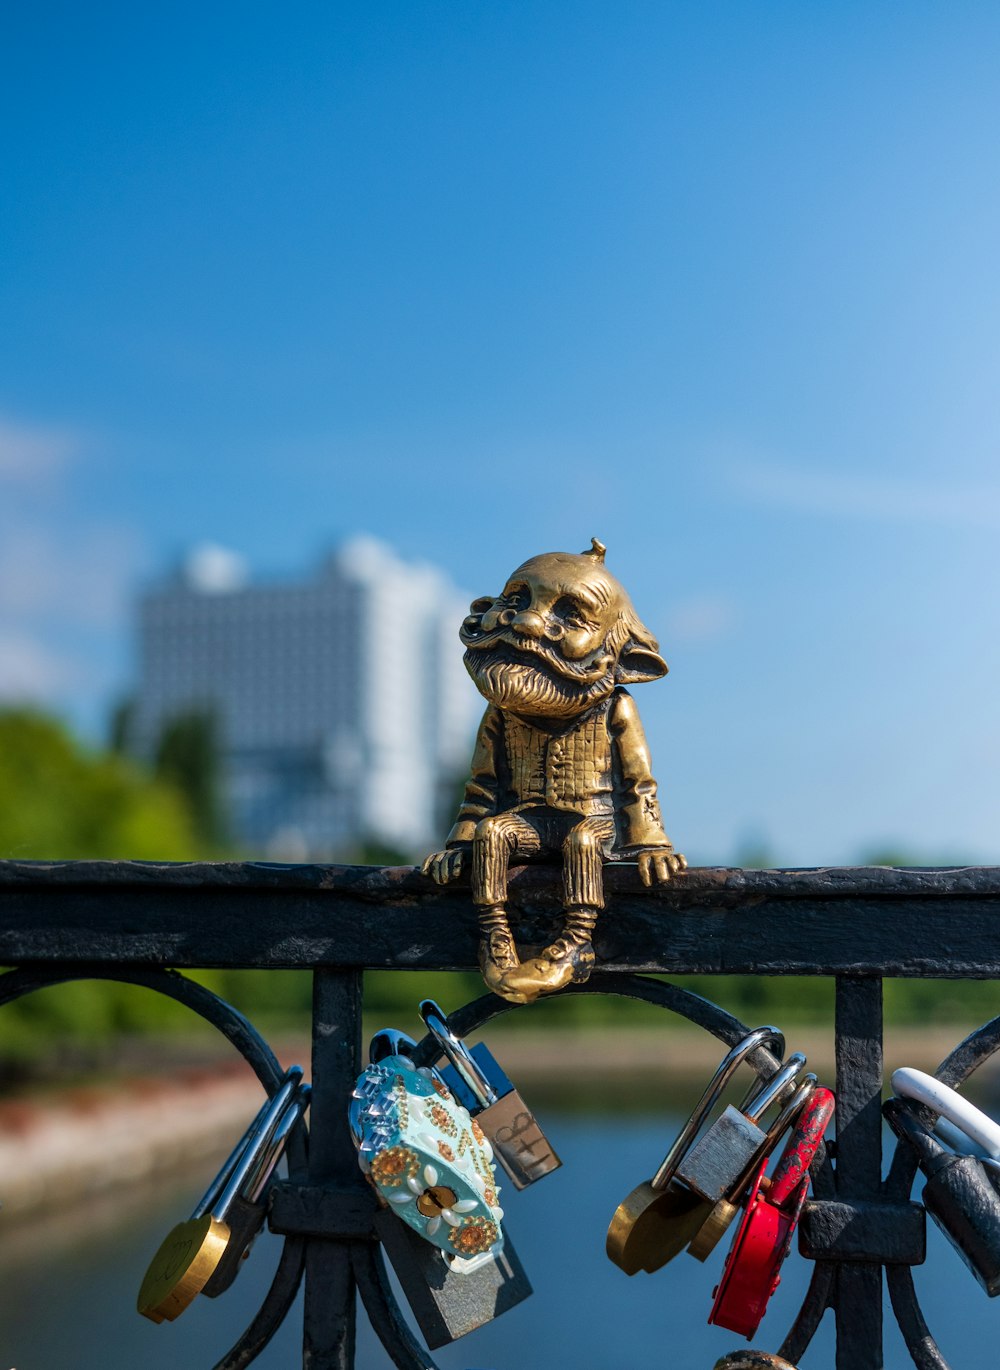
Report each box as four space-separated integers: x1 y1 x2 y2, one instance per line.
555 597 589 630
500 585 530 612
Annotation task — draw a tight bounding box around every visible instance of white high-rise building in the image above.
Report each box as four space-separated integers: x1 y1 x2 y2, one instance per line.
131 537 479 858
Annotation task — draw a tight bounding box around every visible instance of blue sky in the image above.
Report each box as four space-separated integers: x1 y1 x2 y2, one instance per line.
2 2 999 865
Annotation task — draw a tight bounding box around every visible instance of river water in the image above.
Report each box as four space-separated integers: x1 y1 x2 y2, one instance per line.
0 1110 992 1369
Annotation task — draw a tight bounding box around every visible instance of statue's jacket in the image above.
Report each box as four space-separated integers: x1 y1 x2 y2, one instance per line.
445 686 671 854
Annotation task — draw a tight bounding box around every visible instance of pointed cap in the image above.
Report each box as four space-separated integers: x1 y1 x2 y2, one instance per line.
582 537 606 562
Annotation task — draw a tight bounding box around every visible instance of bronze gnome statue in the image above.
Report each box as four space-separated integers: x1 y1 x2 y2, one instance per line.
423 539 685 1004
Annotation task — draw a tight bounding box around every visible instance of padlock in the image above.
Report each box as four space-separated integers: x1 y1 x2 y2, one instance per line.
688 1075 818 1262
351 1031 532 1348
606 1027 786 1276
202 1082 311 1297
892 1067 1000 1158
419 999 561 1189
713 1354 800 1369
137 1065 304 1322
708 1086 836 1338
677 1052 808 1202
884 1096 1000 1297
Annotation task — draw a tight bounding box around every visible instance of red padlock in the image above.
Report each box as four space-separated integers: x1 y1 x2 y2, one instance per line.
709 1086 835 1340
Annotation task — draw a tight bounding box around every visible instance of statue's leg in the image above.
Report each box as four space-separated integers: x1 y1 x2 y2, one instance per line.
498 816 615 1002
472 814 540 999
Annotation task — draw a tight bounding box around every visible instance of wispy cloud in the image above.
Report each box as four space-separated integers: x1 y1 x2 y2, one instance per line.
0 522 141 627
0 415 82 485
0 412 143 720
0 629 81 699
728 460 1000 530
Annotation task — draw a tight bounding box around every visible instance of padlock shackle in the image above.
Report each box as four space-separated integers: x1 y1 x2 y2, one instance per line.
370 1028 419 1064
247 1083 312 1202
769 1084 835 1209
651 1026 785 1192
192 1064 303 1220
744 1053 807 1123
891 1067 1000 1159
419 999 498 1108
884 1096 954 1179
211 1069 304 1222
935 1114 991 1160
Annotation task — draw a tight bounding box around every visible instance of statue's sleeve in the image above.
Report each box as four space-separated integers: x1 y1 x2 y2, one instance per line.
444 705 504 846
609 688 673 851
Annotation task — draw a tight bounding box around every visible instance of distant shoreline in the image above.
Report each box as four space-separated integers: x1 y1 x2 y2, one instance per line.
1 1024 996 1220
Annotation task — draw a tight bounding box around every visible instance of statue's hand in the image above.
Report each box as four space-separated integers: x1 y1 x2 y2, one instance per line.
636 847 687 887
421 847 467 884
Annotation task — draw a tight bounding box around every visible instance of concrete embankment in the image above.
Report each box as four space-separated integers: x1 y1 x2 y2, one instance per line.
1 1026 995 1219
0 1060 270 1220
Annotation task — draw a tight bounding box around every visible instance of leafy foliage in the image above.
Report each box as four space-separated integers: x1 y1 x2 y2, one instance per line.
154 708 227 849
0 710 993 1082
0 709 199 860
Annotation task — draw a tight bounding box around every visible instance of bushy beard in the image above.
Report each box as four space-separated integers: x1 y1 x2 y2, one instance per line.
465 642 615 721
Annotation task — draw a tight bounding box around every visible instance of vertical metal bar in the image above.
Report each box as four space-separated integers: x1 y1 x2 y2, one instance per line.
833 974 884 1370
303 967 363 1369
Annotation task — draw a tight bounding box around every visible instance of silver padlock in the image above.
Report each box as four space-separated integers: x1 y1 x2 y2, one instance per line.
138 1066 305 1322
676 1052 808 1202
351 1028 533 1349
203 1081 311 1297
420 999 561 1190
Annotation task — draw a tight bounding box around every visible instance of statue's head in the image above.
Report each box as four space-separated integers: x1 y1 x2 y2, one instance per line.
460 539 667 720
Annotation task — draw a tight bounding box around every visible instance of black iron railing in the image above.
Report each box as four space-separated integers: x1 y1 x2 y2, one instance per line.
2 860 1000 1370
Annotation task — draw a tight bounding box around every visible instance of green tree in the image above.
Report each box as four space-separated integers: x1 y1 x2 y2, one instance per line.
154 708 227 849
0 710 223 1072
107 695 135 755
0 709 199 859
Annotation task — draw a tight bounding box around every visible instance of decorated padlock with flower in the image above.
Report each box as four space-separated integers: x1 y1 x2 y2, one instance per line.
351 1046 505 1263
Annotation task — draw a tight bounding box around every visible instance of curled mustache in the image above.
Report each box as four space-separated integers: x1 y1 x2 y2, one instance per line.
460 628 613 684
464 648 616 720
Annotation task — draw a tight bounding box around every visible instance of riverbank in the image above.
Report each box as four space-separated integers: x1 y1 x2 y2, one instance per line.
1 1025 995 1220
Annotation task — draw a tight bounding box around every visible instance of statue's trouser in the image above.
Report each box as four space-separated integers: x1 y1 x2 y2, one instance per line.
470 809 616 909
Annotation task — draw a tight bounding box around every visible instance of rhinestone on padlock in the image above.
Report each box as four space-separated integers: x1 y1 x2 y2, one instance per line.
351 1028 532 1348
420 999 561 1190
137 1066 308 1323
676 1052 808 1202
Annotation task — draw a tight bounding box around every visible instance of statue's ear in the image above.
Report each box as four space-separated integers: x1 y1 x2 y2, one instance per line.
616 645 669 684
469 596 494 615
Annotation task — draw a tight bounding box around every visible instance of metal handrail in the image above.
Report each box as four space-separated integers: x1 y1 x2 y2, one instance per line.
3 859 1000 1369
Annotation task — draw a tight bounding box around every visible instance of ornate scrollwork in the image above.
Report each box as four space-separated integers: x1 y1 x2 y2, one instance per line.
0 965 308 1370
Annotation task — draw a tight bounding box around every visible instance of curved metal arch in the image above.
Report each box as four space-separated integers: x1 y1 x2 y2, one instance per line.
0 964 307 1370
357 970 823 1370
882 1010 1000 1370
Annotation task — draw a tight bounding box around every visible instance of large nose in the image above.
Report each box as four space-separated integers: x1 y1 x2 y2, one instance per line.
511 610 544 639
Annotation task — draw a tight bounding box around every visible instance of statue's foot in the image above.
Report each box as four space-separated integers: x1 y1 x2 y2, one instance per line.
498 935 595 1002
478 920 523 1000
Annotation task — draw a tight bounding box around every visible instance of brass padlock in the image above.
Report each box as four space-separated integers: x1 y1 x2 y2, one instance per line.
137 1066 305 1322
606 1027 785 1276
420 999 561 1189
688 1075 817 1262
